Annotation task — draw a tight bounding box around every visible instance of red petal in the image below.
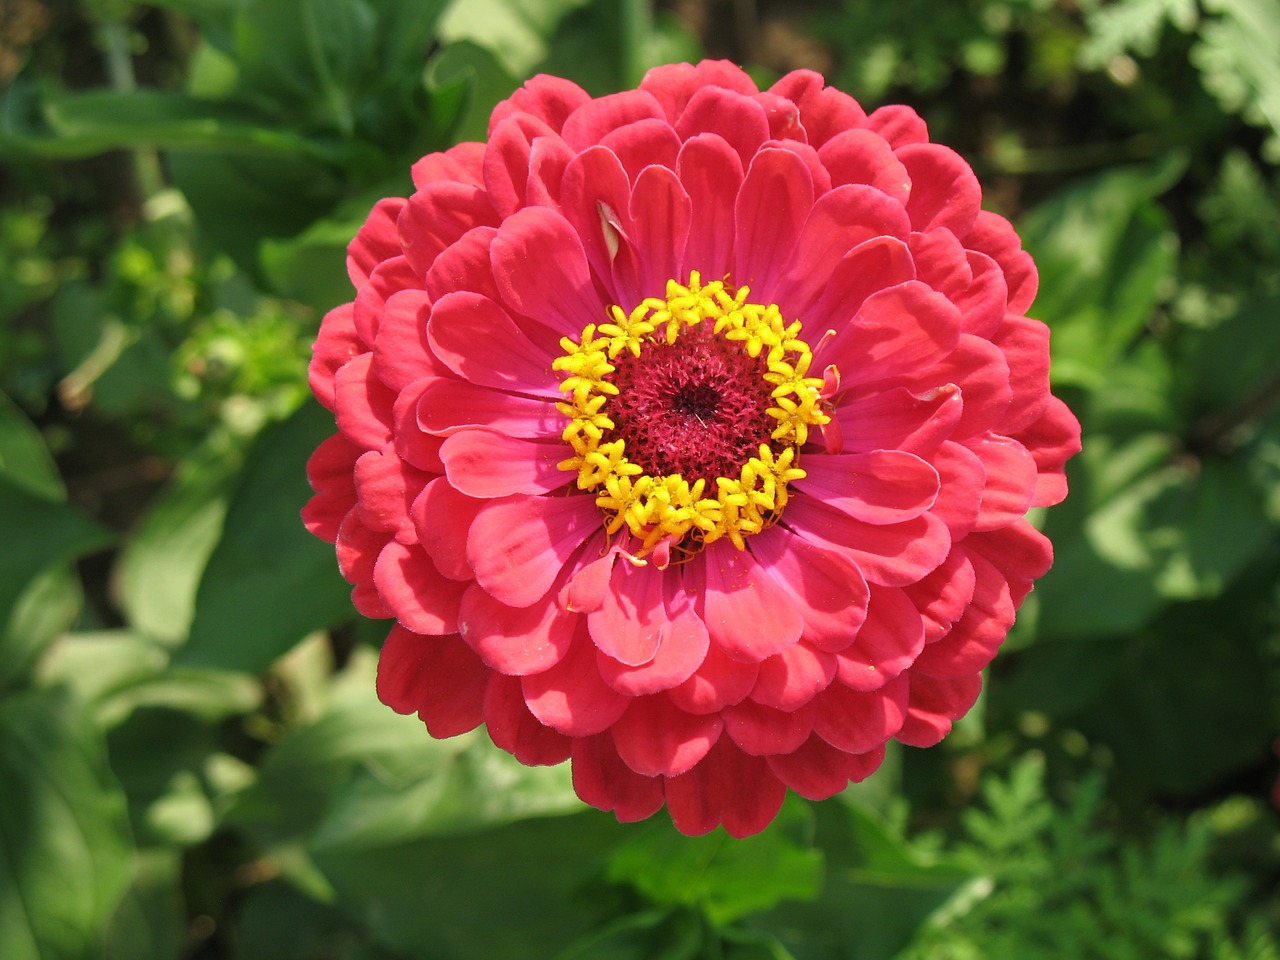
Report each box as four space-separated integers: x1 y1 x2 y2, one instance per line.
424 225 502 303
334 353 396 450
863 104 929 148
831 385 962 458
898 143 982 236
834 586 925 692
310 302 362 411
571 733 664 822
795 450 939 525
903 549 977 644
398 180 498 278
677 133 743 280
818 129 911 203
416 378 562 439
410 477 482 581
484 113 560 217
411 141 485 190
600 117 682 183
668 640 759 714
643 60 760 122
927 440 985 539
459 586 575 676
374 540 465 635
427 291 561 398
964 519 1053 607
629 163 691 296
523 628 630 736
596 586 709 696
700 547 804 663
354 446 429 543
371 290 442 392
353 255 419 346
1020 396 1081 507
896 671 983 747
347 197 407 288
377 626 488 738
991 314 1052 435
441 430 574 498
750 641 837 711
734 147 815 299
664 738 786 838
391 378 446 473
913 551 1013 677
302 433 361 542
559 145 641 305
767 735 884 800
490 75 591 135
723 697 816 756
611 695 723 778
587 560 667 666
483 674 572 766
963 210 1038 314
770 71 868 148
562 89 666 151
753 91 805 141
750 526 870 653
468 494 602 608
335 509 391 618
969 436 1038 531
676 85 770 166
813 672 909 754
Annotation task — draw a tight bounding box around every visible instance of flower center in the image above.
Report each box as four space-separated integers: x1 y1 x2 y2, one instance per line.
553 273 829 554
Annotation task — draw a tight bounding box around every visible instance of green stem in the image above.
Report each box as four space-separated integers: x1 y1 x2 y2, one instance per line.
95 16 166 201
619 0 651 89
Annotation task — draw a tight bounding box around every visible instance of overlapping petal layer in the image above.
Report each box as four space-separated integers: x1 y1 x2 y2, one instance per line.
305 61 1081 837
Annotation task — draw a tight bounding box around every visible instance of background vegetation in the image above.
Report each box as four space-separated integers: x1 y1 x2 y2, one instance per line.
2 0 1278 957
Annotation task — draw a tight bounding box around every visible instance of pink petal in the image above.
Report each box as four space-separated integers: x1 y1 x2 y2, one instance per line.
490 75 591 135
1021 396 1082 507
753 91 805 141
374 540 465 635
561 89 666 151
441 430 574 498
767 735 885 800
963 210 1038 314
899 335 1013 440
335 509 391 618
794 450 939 525
427 291 561 398
302 433 361 543
863 104 929 148
411 141 485 190
596 586 709 696
898 143 982 236
902 549 977 645
774 186 915 317
926 440 985 539
490 206 604 339
668 640 759 714
677 133 744 279
965 519 1053 607
611 694 723 778
818 129 911 203
391 378 446 473
334 353 396 450
347 197 407 288
991 314 1052 435
483 674 572 766
309 302 362 411
676 86 770 166
352 255 419 346
665 738 787 838
371 289 443 392
410 477 482 581
416 377 563 439
724 697 817 756
813 672 909 754
764 138 832 195
459 586 575 676
558 544 620 615
587 560 669 666
424 226 502 302
750 527 870 653
525 134 575 208
468 494 602 608
377 626 488 738
911 230 1008 340
806 235 916 345
770 71 868 148
834 586 925 692
571 733 665 822
913 551 1013 677
600 118 682 183
484 112 561 217
820 281 962 389
559 145 639 302
398 179 498 278
750 641 837 711
699 547 804 663
896 671 983 747
734 147 815 299
629 163 691 295
523 627 630 736
970 436 1038 532
831 385 962 458
642 60 760 122
785 494 952 588
354 446 429 543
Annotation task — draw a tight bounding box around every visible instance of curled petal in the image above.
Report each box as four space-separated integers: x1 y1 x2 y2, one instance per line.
813 672 909 755
572 733 664 822
459 585 575 677
611 694 723 778
523 628 630 736
896 672 983 747
377 626 487 738
484 674 573 766
767 736 885 800
665 738 787 838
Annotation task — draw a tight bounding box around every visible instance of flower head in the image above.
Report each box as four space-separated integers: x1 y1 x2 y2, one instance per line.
304 61 1081 837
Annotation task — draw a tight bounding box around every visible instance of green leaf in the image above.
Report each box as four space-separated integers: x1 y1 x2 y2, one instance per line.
182 400 352 674
607 799 823 925
0 688 134 960
424 40 520 144
1019 156 1184 387
100 849 186 960
1194 0 1280 158
0 389 62 499
437 0 592 78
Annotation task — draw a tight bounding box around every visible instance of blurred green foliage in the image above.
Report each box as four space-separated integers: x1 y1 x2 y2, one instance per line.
1 0 1278 958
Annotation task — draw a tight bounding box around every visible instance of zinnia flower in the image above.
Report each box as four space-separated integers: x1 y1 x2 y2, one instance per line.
304 60 1081 837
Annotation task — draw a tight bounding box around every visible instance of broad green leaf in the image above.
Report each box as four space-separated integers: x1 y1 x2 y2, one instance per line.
0 688 134 960
425 40 520 144
556 909 706 960
182 400 352 674
312 810 630 960
1019 156 1183 387
607 799 823 925
0 389 62 499
114 445 240 645
100 849 185 960
437 0 592 78
1194 0 1280 157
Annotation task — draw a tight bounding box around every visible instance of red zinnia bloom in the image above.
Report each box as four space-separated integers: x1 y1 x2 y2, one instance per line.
304 61 1081 837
